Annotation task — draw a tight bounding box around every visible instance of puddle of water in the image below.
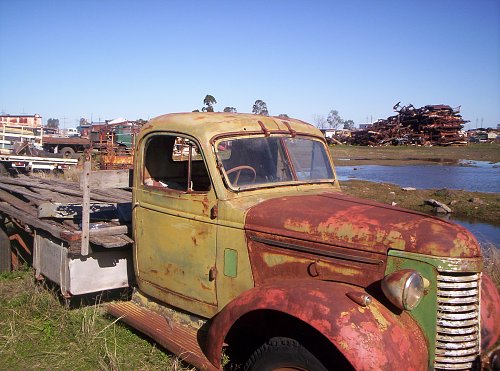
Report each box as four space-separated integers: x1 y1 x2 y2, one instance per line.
439 216 500 249
335 162 500 249
336 164 500 193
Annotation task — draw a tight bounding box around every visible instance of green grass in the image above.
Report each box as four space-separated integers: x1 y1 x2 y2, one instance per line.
330 142 500 165
0 271 193 371
341 179 500 226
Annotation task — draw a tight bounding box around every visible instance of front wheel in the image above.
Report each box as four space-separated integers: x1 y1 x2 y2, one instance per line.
244 337 328 371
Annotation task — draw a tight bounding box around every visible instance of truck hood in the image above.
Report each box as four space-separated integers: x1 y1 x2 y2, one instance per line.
245 192 481 258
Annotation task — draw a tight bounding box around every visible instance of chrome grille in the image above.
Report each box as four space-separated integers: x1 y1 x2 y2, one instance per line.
434 272 480 370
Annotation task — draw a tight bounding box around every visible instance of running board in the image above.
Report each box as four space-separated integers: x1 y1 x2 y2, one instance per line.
107 301 218 370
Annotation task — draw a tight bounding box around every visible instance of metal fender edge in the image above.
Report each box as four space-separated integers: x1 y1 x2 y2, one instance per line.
481 274 500 351
205 279 428 370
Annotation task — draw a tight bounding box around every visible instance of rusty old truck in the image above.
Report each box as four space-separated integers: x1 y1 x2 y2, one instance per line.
0 112 499 370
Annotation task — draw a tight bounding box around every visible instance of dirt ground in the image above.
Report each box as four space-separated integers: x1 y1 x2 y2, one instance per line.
328 143 499 225
340 179 499 226
330 143 500 166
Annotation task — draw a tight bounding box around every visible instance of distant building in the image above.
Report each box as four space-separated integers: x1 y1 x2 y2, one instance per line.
0 114 42 128
0 114 43 151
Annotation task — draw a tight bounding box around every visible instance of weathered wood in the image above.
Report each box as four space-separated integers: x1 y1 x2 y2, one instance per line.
0 175 124 203
0 183 50 201
0 201 75 242
80 169 132 189
89 224 129 236
31 188 82 204
38 202 118 219
91 188 132 203
0 173 132 252
65 225 129 238
81 158 91 256
0 189 37 216
89 234 132 248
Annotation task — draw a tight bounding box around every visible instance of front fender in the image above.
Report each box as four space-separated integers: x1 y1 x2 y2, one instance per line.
206 280 428 370
481 274 500 351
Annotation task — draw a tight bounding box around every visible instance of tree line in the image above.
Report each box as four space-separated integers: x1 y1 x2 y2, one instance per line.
195 94 290 118
46 95 353 130
313 110 354 131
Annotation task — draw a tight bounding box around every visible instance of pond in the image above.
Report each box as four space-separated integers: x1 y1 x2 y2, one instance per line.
335 161 499 249
335 161 499 193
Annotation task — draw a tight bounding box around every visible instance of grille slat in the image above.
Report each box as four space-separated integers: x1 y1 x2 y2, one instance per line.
438 281 478 289
437 274 480 283
434 272 480 370
437 288 479 297
436 340 479 350
436 333 478 343
437 311 478 321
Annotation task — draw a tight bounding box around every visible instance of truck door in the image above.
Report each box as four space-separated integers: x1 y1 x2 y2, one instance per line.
134 134 218 312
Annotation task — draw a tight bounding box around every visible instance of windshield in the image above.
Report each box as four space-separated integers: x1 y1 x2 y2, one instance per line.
215 136 334 190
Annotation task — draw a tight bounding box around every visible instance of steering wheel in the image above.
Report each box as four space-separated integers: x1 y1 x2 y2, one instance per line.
226 165 257 186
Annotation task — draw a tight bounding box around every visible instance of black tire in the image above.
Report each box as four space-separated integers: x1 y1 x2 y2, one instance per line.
244 337 328 371
0 227 12 273
60 147 75 158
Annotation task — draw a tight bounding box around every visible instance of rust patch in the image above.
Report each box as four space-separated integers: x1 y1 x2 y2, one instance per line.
246 232 385 287
205 280 428 370
245 192 481 258
480 274 500 351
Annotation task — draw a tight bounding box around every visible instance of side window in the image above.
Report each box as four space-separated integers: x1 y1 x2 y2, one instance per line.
143 135 211 192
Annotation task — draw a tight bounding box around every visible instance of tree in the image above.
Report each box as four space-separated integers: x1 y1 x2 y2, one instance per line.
47 118 59 129
252 100 269 116
313 114 328 129
343 120 355 130
278 114 289 118
326 110 343 129
223 107 237 113
79 118 88 126
202 94 217 112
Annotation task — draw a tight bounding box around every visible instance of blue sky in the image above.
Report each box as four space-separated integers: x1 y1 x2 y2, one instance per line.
1 0 498 129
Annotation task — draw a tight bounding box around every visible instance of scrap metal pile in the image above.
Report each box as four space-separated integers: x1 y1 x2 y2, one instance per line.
350 103 469 146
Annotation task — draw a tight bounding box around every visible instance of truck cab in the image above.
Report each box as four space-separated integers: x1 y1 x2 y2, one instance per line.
109 112 500 370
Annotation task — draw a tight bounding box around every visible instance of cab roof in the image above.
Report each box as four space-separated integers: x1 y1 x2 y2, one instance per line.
139 112 323 143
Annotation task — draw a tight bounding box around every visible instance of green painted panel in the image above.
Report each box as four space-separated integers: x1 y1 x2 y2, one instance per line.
385 255 437 368
224 249 238 277
385 250 482 368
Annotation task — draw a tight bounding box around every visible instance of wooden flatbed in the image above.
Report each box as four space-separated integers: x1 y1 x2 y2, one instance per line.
0 170 133 296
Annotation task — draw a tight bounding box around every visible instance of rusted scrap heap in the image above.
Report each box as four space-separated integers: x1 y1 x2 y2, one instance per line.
351 103 469 146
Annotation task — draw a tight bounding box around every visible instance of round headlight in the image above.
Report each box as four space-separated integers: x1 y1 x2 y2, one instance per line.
382 269 425 311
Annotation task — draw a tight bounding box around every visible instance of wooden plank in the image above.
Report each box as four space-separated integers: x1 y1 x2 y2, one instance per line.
0 175 119 203
0 201 76 242
37 202 118 219
31 188 81 204
81 169 132 189
0 189 37 216
81 158 91 256
0 183 50 201
89 225 129 236
89 234 132 248
90 188 132 203
65 225 129 238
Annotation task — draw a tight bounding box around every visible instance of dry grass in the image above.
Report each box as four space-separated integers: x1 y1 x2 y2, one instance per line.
482 243 500 288
340 179 500 226
330 142 500 165
0 269 194 371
